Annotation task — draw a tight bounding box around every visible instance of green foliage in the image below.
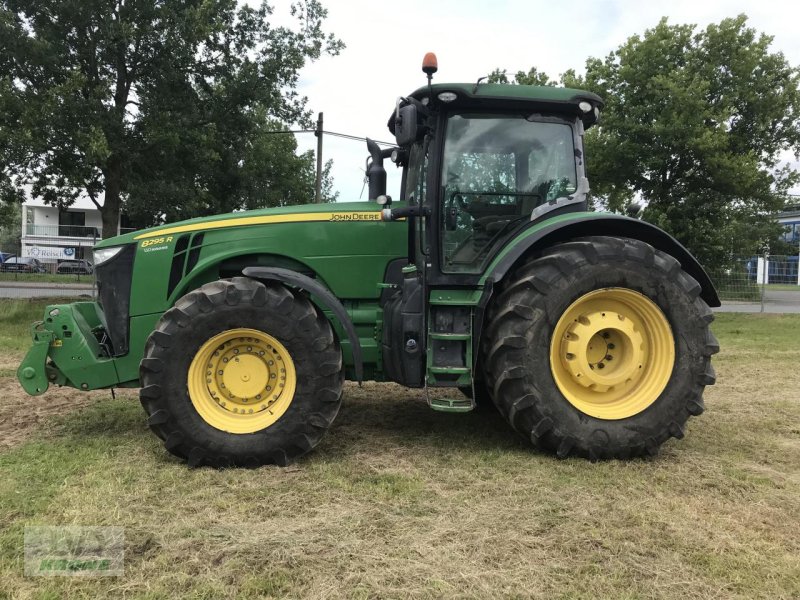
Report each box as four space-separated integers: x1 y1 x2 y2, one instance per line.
488 67 556 87
0 0 342 237
494 15 800 270
0 201 19 253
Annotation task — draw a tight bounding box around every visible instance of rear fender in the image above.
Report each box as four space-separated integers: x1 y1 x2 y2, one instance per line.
483 213 720 307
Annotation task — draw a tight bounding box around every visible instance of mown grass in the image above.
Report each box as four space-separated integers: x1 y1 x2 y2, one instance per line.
765 283 800 292
0 307 798 599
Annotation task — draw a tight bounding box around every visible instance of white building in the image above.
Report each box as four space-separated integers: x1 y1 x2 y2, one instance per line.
21 195 129 265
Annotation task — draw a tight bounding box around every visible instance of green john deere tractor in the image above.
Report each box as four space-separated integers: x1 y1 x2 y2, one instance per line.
17 55 719 467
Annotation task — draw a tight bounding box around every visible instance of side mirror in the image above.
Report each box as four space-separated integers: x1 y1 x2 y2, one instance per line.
394 104 419 146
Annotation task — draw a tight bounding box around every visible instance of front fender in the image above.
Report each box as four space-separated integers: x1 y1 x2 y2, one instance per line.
482 212 720 307
241 267 364 382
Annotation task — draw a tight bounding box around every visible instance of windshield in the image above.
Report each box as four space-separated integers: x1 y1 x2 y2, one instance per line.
440 113 577 273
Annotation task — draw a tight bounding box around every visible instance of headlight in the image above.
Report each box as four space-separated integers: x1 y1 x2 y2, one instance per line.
93 246 124 266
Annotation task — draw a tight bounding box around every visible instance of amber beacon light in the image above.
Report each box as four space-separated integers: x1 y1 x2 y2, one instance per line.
422 52 438 75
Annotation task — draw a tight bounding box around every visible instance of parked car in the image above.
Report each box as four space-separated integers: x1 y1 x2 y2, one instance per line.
56 259 94 275
0 252 14 264
0 257 46 273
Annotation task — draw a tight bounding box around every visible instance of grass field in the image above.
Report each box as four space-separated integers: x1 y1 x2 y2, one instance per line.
0 300 798 599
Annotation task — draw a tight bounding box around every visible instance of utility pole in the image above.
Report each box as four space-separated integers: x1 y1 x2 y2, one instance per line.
314 112 323 204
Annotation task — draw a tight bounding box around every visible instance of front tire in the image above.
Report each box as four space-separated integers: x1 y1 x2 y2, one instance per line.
484 236 719 460
139 277 343 467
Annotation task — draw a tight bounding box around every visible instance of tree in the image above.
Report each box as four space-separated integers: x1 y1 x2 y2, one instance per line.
126 116 338 226
494 15 800 269
0 0 342 238
488 66 556 87
0 200 20 254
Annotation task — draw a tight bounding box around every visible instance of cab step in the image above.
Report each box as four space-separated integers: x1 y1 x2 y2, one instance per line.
428 396 474 413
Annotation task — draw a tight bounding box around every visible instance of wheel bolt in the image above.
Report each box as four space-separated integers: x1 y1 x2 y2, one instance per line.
605 355 613 361
597 363 605 369
608 343 615 349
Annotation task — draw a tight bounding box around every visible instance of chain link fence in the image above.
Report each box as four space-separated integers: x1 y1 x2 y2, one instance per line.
708 253 800 313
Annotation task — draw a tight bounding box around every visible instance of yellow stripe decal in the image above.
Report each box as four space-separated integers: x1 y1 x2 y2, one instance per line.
133 211 385 240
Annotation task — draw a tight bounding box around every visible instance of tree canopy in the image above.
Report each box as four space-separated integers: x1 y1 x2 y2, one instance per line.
492 15 800 268
0 0 342 238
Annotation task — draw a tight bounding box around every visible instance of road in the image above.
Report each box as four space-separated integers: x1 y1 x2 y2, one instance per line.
0 281 94 299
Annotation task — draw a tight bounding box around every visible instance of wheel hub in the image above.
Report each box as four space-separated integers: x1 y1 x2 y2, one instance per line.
189 328 296 433
561 309 645 393
550 288 675 420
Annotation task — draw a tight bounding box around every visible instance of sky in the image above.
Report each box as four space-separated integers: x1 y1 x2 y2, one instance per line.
271 0 800 201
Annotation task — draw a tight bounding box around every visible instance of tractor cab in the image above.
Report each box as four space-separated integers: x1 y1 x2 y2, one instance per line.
370 54 606 408
370 54 602 286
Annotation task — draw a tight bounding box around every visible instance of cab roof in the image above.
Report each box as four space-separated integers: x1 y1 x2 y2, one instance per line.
408 82 603 124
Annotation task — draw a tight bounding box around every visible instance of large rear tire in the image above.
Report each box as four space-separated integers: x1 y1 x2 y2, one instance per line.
483 236 719 459
139 277 343 467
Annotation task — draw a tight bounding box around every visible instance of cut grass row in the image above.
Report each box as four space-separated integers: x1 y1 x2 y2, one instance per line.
0 301 798 599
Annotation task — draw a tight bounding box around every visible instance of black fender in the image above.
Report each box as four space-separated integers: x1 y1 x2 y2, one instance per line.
241 266 363 382
486 213 720 306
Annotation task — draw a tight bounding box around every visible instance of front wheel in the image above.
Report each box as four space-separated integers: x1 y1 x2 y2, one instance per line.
483 236 719 460
139 277 343 467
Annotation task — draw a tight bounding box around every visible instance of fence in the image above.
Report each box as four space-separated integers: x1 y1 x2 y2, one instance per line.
707 254 800 313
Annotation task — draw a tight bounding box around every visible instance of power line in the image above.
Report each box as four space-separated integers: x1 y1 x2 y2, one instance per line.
261 128 396 147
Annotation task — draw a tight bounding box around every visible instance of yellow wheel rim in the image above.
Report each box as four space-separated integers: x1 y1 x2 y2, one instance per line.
550 288 675 420
188 328 297 434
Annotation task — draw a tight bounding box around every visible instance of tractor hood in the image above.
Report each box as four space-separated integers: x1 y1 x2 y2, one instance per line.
94 202 389 249
93 200 408 325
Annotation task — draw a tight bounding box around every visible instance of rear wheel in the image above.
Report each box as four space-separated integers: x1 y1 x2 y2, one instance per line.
140 277 343 467
484 236 719 459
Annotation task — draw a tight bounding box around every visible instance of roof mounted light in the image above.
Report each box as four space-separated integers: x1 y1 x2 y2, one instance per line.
578 101 593 113
437 91 457 103
422 52 438 75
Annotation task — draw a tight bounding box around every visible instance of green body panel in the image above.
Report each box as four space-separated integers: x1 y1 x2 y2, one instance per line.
109 202 408 316
429 289 483 306
20 202 409 391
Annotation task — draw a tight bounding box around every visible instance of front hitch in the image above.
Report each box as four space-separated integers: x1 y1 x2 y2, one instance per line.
17 321 56 396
